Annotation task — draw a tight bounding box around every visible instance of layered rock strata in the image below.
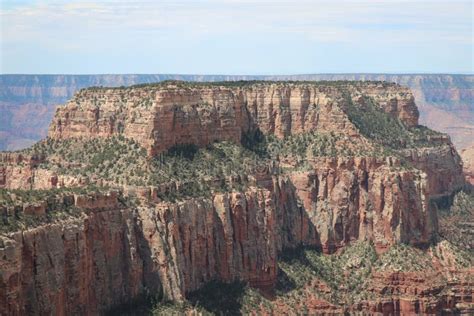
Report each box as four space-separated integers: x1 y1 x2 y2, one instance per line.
1 185 284 314
0 82 469 314
288 157 435 252
0 167 447 315
354 269 474 315
48 82 418 155
461 145 474 185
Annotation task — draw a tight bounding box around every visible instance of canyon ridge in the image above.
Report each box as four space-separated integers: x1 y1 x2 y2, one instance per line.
1 74 472 151
0 81 472 315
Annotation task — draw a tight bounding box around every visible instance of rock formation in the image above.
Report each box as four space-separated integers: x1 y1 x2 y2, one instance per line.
47 82 418 155
461 145 474 185
0 81 471 315
1 74 472 151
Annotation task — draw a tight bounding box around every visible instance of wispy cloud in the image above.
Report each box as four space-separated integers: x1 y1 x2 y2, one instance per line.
2 0 472 43
0 0 472 73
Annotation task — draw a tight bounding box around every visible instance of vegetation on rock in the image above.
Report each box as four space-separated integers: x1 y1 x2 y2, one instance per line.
438 188 474 253
1 81 469 315
0 186 110 233
345 95 444 149
145 238 471 315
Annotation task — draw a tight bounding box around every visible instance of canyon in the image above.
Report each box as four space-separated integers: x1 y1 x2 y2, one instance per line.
1 74 472 151
0 81 472 315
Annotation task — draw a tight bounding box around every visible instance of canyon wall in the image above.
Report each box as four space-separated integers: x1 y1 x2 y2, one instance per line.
1 74 472 151
461 145 474 185
0 82 469 314
0 163 442 314
0 183 292 315
1 208 145 315
288 157 436 252
47 83 417 155
402 142 465 196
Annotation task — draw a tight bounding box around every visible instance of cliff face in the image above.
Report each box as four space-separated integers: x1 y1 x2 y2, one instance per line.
402 142 465 196
288 157 435 252
1 74 471 151
1 209 144 315
355 269 474 314
0 173 446 315
0 184 287 314
47 83 418 155
138 188 281 301
0 173 464 315
461 145 474 185
0 81 470 315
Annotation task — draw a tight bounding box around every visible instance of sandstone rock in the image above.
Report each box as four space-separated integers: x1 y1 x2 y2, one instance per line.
0 186 281 314
47 82 418 156
402 143 465 196
353 268 474 315
0 172 446 314
461 145 474 185
287 157 436 252
0 81 469 315
22 202 46 216
73 191 120 210
0 210 146 315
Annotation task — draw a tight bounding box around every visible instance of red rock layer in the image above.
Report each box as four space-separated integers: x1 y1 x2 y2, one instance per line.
47 83 419 155
402 142 465 196
353 270 474 315
0 162 449 314
287 157 436 252
1 82 468 314
0 209 144 315
0 186 281 314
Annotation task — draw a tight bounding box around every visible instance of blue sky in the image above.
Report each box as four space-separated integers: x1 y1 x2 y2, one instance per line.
1 0 472 74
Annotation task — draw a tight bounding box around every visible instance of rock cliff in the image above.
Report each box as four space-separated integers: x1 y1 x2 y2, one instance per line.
0 187 282 314
0 81 470 315
4 179 470 315
1 74 472 151
461 145 474 185
47 82 418 155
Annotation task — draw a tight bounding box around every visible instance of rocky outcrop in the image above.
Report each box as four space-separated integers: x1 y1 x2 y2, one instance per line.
0 165 88 190
1 81 469 315
461 145 474 185
0 209 144 315
353 269 474 315
287 157 436 252
0 161 445 314
0 186 282 314
47 82 418 155
402 142 465 196
138 189 279 301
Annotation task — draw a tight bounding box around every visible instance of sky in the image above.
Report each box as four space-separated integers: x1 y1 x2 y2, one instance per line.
0 0 472 74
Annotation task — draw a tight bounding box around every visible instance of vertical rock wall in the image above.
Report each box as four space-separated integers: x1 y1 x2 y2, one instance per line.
0 162 441 314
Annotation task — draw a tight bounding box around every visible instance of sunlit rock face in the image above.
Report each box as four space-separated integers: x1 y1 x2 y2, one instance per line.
0 81 469 315
461 145 474 185
48 82 419 155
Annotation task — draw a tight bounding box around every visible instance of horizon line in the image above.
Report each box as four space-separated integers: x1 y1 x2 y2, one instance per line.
1 72 473 76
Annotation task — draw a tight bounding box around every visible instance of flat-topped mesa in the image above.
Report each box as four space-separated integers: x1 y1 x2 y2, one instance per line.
3 82 471 315
48 81 419 156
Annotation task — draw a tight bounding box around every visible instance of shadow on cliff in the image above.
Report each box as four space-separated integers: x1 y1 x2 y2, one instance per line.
104 214 164 316
187 280 247 315
275 245 322 295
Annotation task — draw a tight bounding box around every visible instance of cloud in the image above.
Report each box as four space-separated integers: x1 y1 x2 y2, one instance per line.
0 0 472 73
2 0 472 44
